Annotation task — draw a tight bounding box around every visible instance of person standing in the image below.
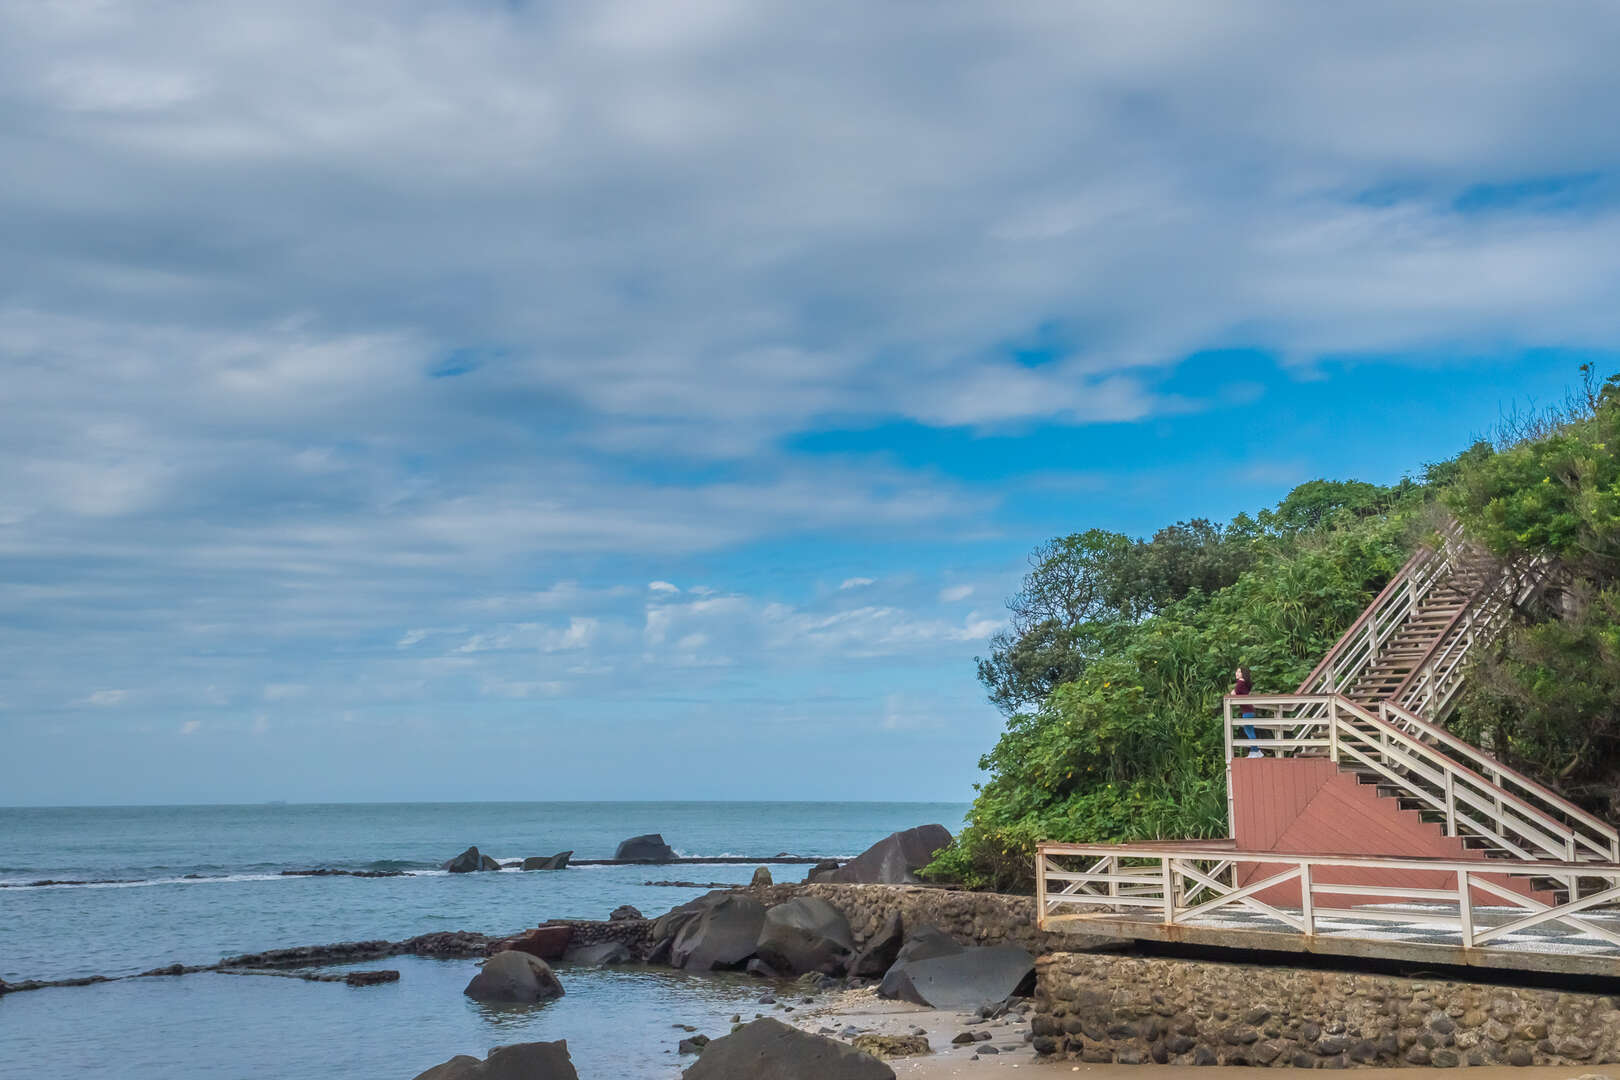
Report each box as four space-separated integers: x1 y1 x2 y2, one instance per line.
1233 666 1263 758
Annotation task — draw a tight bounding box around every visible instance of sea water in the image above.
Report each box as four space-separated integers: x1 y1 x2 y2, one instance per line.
0 801 967 1079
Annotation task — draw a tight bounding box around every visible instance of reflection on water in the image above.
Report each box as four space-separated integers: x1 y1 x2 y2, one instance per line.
0 956 802 1080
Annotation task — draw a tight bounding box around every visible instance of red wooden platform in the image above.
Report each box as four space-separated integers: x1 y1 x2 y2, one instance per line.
1230 758 1549 906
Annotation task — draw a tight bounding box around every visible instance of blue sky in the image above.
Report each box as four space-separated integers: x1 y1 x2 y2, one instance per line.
1 2 1618 806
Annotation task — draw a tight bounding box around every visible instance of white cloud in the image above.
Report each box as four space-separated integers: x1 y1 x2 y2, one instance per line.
85 689 127 706
939 584 974 603
262 683 306 701
178 719 201 735
648 581 680 594
839 577 875 590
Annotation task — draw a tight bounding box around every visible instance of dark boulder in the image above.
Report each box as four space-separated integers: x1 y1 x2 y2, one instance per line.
443 846 485 873
754 897 854 975
751 866 773 887
828 826 951 884
670 894 768 971
495 925 573 962
411 1040 579 1080
646 892 725 964
881 944 1034 1010
479 855 502 871
805 859 840 883
682 1017 894 1080
523 852 572 871
877 926 964 1000
615 833 677 862
609 904 644 921
850 911 904 977
562 941 631 966
462 951 564 1004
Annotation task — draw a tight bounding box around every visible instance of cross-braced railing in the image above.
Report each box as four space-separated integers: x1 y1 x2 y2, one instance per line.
1225 694 1619 865
1038 842 1620 959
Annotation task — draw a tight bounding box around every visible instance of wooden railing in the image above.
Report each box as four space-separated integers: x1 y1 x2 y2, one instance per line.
1295 519 1551 719
1295 537 1456 702
1038 842 1620 955
1225 694 1619 864
1391 554 1555 718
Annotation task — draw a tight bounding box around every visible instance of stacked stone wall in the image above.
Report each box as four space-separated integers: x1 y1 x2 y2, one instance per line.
1035 951 1620 1068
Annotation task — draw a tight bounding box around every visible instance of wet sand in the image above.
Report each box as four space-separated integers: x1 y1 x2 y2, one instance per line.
778 987 1609 1080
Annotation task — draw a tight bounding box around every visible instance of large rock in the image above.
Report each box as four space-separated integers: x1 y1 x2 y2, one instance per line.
682 1017 894 1080
850 911 904 977
881 944 1034 1010
877 926 963 1000
562 941 631 966
411 1040 579 1080
670 894 768 971
523 851 572 871
609 904 643 921
828 826 951 884
462 951 565 1004
479 855 502 871
754 897 854 975
751 866 773 887
645 894 719 964
615 833 678 862
495 925 573 961
443 846 485 873
805 859 841 883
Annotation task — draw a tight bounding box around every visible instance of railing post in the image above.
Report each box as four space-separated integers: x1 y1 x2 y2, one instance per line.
1224 699 1236 838
1299 863 1314 935
1457 869 1474 948
1108 855 1119 913
1443 771 1456 837
1328 699 1340 763
1035 846 1047 930
1162 858 1174 924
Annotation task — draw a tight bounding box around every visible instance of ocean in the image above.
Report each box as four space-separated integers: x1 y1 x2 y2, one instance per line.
0 800 968 1079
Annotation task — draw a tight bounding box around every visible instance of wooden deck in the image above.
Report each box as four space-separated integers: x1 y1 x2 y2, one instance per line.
1038 842 1620 979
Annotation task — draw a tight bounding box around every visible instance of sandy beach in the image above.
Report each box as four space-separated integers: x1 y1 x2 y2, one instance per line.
776 987 1608 1080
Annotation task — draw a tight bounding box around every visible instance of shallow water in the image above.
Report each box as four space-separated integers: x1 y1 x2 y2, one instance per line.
0 801 967 1078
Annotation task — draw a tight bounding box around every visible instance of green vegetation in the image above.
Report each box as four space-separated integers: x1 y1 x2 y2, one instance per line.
931 366 1620 893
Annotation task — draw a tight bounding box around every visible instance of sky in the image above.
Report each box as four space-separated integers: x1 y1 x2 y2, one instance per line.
2 2 1619 806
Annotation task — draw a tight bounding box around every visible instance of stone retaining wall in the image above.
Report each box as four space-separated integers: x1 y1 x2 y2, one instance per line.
1034 951 1620 1068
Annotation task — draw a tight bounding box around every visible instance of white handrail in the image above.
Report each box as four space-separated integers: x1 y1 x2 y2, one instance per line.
1226 694 1619 864
1037 842 1620 956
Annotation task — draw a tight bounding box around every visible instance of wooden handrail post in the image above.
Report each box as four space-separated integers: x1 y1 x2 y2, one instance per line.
1037 848 1050 930
1299 864 1314 935
1161 858 1174 924
1458 869 1474 948
1443 772 1456 836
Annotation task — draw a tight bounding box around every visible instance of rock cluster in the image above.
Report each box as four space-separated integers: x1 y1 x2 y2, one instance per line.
522 852 571 871
442 847 501 873
1034 952 1620 1068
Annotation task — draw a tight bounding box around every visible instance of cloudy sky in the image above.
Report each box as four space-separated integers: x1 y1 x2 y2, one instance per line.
2 1 1615 805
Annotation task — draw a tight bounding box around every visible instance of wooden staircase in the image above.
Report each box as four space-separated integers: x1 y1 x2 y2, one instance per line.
1297 518 1551 720
1225 516 1619 900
